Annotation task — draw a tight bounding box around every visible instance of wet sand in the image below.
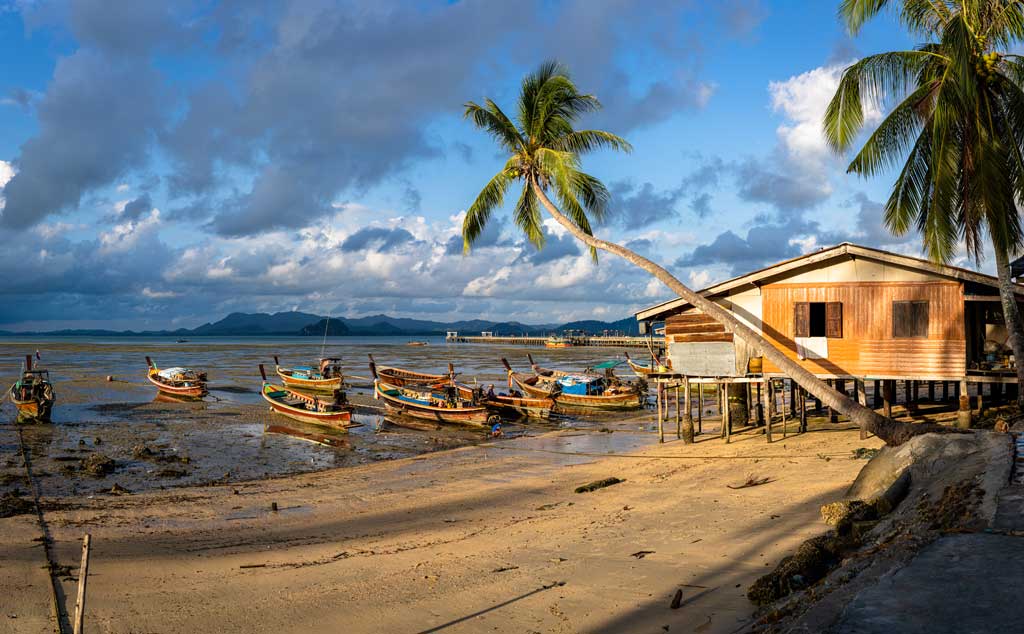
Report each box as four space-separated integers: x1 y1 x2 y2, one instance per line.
2 416 881 633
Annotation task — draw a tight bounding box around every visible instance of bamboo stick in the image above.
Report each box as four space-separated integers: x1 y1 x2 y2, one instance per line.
73 533 91 634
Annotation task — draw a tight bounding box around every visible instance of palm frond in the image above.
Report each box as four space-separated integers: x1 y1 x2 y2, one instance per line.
552 130 633 155
884 128 932 237
839 0 891 35
463 100 524 153
848 80 937 176
824 51 940 152
463 169 512 253
513 183 544 250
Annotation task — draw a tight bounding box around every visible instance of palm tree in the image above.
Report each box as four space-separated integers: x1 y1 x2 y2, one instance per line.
463 61 930 445
825 0 1024 404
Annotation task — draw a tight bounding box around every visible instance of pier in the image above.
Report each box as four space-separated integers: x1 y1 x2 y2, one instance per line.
445 332 665 349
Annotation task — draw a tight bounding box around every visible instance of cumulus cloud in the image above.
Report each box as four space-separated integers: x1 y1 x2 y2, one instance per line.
734 63 882 212
340 226 417 253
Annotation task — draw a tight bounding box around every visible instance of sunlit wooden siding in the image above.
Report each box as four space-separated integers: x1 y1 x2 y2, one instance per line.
759 281 966 378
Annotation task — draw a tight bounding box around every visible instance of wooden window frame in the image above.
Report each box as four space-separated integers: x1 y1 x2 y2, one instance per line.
794 301 842 338
893 300 929 338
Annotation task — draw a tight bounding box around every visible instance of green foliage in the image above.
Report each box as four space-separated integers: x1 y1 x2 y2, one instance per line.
825 1 1024 263
462 61 631 262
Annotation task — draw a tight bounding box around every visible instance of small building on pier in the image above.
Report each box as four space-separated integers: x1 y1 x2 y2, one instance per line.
635 243 1023 390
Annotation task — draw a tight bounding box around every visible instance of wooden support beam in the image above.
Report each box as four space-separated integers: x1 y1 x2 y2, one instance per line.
872 380 882 408
674 385 681 439
856 379 868 440
724 383 731 444
928 381 935 402
657 382 664 443
799 388 807 433
764 380 772 443
682 378 694 444
883 380 894 419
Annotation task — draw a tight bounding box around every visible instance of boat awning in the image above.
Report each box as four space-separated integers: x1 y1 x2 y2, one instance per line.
591 361 622 370
157 367 189 379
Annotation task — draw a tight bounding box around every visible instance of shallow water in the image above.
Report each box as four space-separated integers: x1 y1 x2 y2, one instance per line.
0 336 656 497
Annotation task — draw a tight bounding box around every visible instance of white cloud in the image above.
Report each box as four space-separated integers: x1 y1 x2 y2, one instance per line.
141 287 179 299
0 160 14 211
769 63 882 171
99 209 161 253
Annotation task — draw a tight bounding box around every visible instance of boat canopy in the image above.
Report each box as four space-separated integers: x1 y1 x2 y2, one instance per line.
158 367 193 379
591 361 622 370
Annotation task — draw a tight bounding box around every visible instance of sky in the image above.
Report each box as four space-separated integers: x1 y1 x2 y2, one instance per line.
0 0 968 331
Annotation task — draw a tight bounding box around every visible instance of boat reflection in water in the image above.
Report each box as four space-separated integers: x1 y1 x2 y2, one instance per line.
263 423 351 449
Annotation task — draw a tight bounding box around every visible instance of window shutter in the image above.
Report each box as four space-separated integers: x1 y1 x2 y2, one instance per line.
794 303 810 338
825 302 843 338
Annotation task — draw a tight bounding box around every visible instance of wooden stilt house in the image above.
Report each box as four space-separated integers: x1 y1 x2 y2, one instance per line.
636 243 1024 387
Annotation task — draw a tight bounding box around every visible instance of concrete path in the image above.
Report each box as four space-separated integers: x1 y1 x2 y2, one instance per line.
835 476 1024 634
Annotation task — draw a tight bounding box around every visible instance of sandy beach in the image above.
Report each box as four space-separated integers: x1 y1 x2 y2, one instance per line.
2 416 881 634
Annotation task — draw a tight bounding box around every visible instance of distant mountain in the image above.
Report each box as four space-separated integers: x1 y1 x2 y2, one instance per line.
1 311 640 337
191 312 323 335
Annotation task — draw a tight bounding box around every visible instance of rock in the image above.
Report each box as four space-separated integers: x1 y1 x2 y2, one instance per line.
132 444 156 459
80 453 115 477
109 483 131 495
747 534 847 605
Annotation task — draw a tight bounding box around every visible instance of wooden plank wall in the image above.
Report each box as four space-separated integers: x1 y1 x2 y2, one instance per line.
665 312 734 343
760 281 966 378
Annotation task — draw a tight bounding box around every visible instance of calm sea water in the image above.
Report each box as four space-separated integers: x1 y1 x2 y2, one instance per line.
0 336 655 497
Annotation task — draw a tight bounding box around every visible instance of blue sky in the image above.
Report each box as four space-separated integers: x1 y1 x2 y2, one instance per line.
0 0 958 331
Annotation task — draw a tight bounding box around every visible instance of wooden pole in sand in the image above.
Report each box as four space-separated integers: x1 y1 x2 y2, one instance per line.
856 379 868 440
799 388 807 433
697 384 703 434
682 378 693 444
674 385 681 439
764 379 772 443
657 382 664 443
723 383 731 444
73 533 91 634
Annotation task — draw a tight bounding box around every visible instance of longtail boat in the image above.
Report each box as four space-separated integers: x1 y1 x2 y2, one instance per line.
273 355 344 392
544 336 572 348
449 381 554 420
260 365 354 430
502 359 644 411
367 354 453 387
8 355 55 422
146 356 208 399
623 351 670 378
370 362 495 427
527 353 601 378
483 393 554 419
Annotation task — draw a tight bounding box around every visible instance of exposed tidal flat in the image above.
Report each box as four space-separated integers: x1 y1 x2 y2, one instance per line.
0 336 655 497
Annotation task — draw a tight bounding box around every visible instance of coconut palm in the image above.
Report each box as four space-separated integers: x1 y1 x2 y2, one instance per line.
463 61 929 445
825 0 1024 403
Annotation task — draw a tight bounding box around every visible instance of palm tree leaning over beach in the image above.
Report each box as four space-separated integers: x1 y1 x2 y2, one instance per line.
463 61 932 446
825 0 1024 404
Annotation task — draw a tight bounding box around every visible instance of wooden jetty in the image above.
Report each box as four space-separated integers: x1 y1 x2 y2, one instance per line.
445 332 664 349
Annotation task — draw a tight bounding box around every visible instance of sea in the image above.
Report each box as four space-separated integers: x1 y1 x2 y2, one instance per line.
0 336 656 497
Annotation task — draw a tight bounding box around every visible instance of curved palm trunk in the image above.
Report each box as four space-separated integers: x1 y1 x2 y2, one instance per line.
531 179 941 446
991 234 1024 406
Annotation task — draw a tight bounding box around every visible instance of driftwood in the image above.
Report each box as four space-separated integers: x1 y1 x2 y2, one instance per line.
726 475 774 490
574 477 624 493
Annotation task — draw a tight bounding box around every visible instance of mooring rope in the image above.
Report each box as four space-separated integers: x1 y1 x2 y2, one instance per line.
15 423 67 633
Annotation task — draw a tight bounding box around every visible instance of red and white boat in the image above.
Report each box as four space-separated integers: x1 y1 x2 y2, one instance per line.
146 356 208 399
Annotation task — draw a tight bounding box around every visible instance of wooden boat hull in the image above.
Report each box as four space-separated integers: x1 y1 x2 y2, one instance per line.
377 367 449 387
10 395 53 422
484 395 553 419
625 358 655 378
277 368 342 392
509 373 643 411
147 372 207 399
262 384 353 430
375 382 492 426
545 342 572 348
